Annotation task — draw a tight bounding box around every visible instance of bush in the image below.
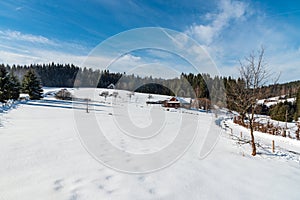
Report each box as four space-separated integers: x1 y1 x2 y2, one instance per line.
55 89 72 100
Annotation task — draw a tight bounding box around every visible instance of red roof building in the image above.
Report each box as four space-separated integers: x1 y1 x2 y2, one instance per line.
163 97 180 108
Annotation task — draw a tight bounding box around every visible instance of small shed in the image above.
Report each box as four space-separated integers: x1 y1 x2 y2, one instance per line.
107 83 115 89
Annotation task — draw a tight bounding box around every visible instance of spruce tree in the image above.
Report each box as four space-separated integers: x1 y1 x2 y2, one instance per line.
22 70 43 100
0 65 9 103
7 72 21 100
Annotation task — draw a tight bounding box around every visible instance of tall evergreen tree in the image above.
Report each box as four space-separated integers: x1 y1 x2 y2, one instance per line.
0 65 10 103
22 70 43 100
7 72 21 100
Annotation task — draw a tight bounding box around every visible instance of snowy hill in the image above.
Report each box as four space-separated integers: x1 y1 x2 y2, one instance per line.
0 88 300 199
257 96 296 107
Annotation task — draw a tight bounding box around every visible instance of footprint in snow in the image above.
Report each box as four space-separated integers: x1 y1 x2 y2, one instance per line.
105 175 113 180
148 188 155 194
53 179 64 191
69 192 78 200
98 184 104 190
138 176 145 182
106 190 114 194
74 178 82 183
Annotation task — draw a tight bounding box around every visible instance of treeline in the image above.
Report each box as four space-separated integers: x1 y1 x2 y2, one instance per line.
183 73 300 121
262 80 300 98
4 63 300 99
2 63 300 121
2 63 222 99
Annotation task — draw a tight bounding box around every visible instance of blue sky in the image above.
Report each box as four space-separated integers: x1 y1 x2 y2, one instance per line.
1 0 300 82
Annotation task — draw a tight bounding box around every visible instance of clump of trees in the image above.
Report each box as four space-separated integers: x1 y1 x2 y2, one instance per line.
0 65 21 102
0 65 43 102
269 101 296 122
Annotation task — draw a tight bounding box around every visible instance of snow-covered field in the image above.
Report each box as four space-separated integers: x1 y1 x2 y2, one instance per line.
1 88 300 200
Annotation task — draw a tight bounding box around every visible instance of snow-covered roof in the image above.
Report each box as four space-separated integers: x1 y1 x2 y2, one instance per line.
19 93 29 98
177 97 191 104
257 99 265 105
107 83 115 89
168 101 180 104
286 98 296 103
265 102 278 107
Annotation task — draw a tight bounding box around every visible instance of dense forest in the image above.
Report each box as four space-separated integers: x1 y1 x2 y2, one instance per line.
1 63 300 121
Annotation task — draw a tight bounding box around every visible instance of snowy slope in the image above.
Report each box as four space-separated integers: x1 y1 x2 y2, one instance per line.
1 88 300 200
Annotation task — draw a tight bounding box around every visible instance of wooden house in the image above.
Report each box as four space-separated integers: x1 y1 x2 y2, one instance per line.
163 97 180 108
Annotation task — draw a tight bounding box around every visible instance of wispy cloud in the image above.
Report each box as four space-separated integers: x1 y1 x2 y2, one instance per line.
0 48 85 66
186 0 248 45
0 30 56 45
15 6 22 11
0 29 89 67
183 0 300 83
183 0 251 79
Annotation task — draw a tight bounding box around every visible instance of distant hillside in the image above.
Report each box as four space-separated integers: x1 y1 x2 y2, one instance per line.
261 80 300 99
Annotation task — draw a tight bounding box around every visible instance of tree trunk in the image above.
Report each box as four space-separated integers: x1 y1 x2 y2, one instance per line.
250 126 256 156
250 108 257 156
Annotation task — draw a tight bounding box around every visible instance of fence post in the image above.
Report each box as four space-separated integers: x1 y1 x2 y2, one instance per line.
272 140 275 153
86 98 89 113
240 132 243 139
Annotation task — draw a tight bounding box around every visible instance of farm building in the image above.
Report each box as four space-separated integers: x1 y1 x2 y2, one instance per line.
163 97 181 108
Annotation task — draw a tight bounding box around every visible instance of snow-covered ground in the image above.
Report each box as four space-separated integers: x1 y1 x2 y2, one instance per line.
1 88 300 200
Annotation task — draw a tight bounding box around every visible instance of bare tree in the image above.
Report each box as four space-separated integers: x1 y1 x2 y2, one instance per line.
227 47 272 156
100 91 109 101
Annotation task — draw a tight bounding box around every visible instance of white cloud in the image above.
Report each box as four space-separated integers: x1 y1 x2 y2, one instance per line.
107 54 145 73
0 29 94 69
186 0 247 45
0 28 181 79
0 30 56 45
0 49 86 66
183 0 300 83
15 7 22 11
119 54 141 62
0 50 42 64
